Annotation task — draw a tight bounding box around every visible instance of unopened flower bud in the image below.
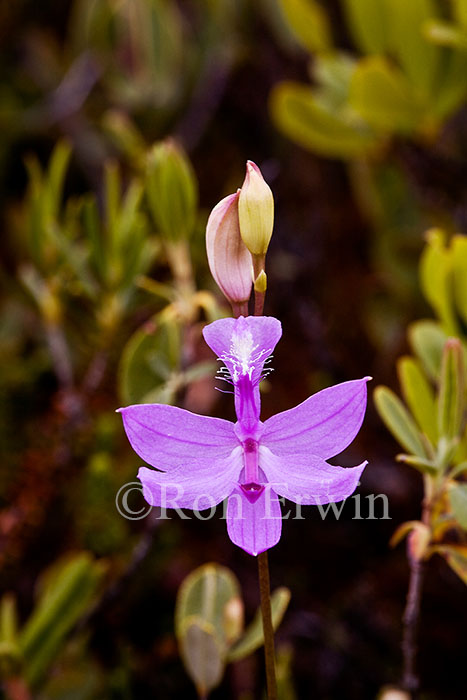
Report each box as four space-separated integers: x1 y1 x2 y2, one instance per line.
238 161 274 256
206 191 253 306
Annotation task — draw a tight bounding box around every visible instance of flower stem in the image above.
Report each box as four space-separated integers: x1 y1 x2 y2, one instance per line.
401 553 424 698
253 254 266 316
257 551 277 700
401 475 431 698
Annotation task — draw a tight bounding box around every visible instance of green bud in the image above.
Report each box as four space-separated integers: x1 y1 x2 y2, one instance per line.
146 139 198 241
238 161 274 256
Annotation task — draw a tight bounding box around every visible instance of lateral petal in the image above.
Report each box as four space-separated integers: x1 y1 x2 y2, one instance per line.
262 377 370 458
226 485 282 556
260 446 366 505
118 404 238 470
138 446 243 511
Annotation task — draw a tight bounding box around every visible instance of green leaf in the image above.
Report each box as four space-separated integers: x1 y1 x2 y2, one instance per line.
451 234 467 325
420 229 457 334
449 483 467 529
46 141 72 222
384 0 440 97
436 545 467 584
454 0 467 29
437 338 465 441
397 356 437 444
278 0 333 53
270 81 377 159
349 57 424 133
118 316 181 404
313 52 356 110
0 594 21 675
373 386 427 457
342 0 388 54
20 553 105 688
423 19 467 50
146 139 198 242
408 320 448 380
175 564 243 697
431 50 467 120
227 587 291 663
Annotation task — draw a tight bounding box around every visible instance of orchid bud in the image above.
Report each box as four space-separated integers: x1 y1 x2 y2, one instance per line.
146 139 197 242
238 161 274 256
206 191 253 306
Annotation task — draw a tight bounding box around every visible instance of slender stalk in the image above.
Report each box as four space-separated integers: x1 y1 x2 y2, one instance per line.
258 551 277 700
401 554 424 698
232 301 249 318
252 259 276 698
401 477 432 698
253 254 266 317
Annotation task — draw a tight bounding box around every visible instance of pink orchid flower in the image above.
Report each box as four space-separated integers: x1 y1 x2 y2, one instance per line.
118 316 369 556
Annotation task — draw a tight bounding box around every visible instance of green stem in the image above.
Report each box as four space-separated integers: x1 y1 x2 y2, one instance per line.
258 551 277 700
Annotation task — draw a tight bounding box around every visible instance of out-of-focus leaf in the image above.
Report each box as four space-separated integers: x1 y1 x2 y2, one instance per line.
342 0 388 54
451 235 467 325
20 553 105 688
118 316 181 404
437 338 464 441
436 545 467 585
175 564 243 697
423 19 467 50
431 50 467 119
449 483 467 529
374 386 427 457
349 57 423 133
396 454 437 473
0 594 21 676
454 0 467 28
46 141 72 222
146 140 198 242
102 110 147 165
397 356 437 445
278 0 332 53
408 320 448 380
420 229 457 334
270 81 377 159
313 52 356 110
276 643 297 700
227 587 291 662
390 520 425 548
385 0 439 97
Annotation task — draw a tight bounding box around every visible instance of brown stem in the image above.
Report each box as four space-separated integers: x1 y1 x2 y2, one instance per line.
401 553 425 698
232 301 249 318
254 290 265 317
257 552 277 700
401 482 431 698
253 254 266 316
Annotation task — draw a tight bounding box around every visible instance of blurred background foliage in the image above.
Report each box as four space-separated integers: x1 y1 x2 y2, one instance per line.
1 0 467 698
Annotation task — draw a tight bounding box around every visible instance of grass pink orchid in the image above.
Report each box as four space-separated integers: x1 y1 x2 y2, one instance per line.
118 316 369 556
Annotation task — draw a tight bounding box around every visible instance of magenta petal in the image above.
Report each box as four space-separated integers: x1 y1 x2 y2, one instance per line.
202 315 282 385
118 404 238 470
260 446 366 505
138 446 243 511
226 485 282 556
262 377 370 458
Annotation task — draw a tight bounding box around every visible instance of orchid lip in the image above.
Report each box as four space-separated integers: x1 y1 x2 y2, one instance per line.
240 482 264 504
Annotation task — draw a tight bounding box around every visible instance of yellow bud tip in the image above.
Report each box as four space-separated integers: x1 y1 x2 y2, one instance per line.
254 269 267 293
238 161 274 256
